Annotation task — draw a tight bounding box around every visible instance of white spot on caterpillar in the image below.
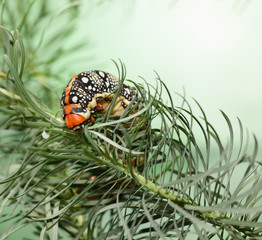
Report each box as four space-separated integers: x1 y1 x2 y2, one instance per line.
72 96 78 103
82 77 89 83
99 71 105 78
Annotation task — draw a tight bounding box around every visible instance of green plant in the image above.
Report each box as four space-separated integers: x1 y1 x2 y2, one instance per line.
1 1 262 239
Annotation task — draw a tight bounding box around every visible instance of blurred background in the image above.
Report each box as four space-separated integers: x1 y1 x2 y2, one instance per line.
69 0 262 155
81 0 262 151
1 0 262 238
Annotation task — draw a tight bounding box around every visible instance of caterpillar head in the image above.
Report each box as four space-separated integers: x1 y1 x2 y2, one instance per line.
63 104 91 131
64 113 86 131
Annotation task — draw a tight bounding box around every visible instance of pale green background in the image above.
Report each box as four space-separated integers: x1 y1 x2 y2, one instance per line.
1 0 262 238
76 0 262 154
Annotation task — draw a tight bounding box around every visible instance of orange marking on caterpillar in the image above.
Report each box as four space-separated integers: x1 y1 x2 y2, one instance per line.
64 73 79 105
65 113 85 129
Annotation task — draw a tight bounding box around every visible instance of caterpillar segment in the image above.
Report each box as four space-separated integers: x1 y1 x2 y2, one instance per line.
61 70 136 131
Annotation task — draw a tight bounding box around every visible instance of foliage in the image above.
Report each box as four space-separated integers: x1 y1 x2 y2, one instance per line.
0 0 262 239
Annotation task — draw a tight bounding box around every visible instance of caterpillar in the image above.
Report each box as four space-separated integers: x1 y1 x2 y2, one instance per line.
61 70 136 131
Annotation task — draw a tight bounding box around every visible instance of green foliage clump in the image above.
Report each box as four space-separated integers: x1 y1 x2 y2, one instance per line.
0 1 262 240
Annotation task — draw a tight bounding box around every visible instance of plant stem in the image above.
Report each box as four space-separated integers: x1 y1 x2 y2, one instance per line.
115 160 191 206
